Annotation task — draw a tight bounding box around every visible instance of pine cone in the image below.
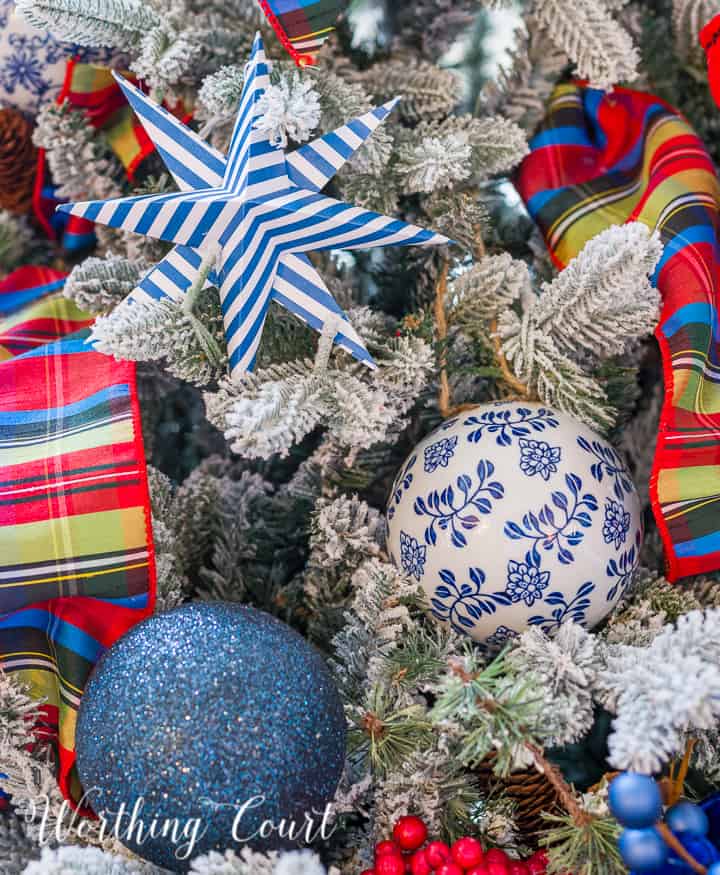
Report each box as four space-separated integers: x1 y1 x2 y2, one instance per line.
0 108 37 215
476 753 562 843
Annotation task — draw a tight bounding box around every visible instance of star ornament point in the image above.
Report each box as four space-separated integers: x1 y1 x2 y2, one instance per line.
59 36 451 376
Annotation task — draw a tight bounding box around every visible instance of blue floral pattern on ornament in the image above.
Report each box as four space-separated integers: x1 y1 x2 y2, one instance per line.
0 0 117 114
606 530 642 601
603 498 631 549
413 459 504 549
430 567 512 634
505 550 551 606
2 37 49 99
577 435 634 501
423 435 458 473
519 438 562 480
503 473 598 565
528 581 595 633
463 406 559 446
399 531 426 581
388 453 416 520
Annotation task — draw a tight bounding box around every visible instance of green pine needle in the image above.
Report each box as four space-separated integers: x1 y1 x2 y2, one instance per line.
540 812 624 875
348 687 433 775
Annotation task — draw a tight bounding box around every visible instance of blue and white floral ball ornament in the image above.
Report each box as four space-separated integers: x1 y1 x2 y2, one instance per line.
386 402 642 646
0 0 118 114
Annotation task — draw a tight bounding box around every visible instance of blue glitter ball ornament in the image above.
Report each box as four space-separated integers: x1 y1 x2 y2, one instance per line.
75 603 346 872
609 773 663 829
619 828 668 871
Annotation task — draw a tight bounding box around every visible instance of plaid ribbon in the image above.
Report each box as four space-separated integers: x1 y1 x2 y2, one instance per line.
701 13 720 109
515 83 720 582
0 266 67 318
59 60 155 180
0 267 156 806
0 267 92 359
34 60 157 247
259 0 347 65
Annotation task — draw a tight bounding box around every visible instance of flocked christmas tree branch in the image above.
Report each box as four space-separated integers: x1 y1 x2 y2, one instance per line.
4 1 720 873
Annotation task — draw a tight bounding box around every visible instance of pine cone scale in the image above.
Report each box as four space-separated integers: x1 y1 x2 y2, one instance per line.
0 109 38 215
476 753 562 841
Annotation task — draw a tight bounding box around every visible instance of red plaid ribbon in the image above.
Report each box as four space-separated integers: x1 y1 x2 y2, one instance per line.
259 0 347 65
0 268 156 806
516 83 720 581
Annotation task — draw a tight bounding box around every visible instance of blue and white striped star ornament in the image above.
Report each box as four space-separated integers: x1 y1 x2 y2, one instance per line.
59 34 450 376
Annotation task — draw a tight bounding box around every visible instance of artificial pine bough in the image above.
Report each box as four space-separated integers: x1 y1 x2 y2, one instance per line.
4 1 720 874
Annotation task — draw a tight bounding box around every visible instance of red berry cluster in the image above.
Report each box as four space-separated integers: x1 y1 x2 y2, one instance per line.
362 816 550 875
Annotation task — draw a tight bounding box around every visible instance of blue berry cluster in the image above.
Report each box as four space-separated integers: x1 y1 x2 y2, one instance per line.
609 773 720 874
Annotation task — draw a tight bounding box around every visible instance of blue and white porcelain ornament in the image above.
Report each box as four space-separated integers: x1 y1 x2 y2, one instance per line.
0 0 118 113
386 402 643 645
